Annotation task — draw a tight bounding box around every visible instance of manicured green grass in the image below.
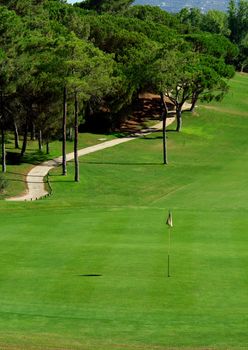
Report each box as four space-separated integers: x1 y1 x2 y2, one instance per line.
2 115 157 199
2 132 116 199
0 74 247 349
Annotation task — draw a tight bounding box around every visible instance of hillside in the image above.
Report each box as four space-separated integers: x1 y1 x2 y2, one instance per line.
1 74 248 350
134 0 229 12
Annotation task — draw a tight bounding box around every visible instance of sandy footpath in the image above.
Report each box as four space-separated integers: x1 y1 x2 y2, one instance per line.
7 117 175 201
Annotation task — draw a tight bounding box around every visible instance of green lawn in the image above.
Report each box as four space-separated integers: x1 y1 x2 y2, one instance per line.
2 113 157 199
0 73 247 349
2 132 116 199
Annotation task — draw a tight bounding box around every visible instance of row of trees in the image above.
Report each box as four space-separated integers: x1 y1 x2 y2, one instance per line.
176 1 248 71
0 0 114 180
0 0 243 179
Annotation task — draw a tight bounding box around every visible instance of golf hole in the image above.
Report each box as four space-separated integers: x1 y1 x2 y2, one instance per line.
78 274 102 277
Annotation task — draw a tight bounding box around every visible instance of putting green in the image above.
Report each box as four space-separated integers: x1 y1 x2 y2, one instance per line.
0 74 247 349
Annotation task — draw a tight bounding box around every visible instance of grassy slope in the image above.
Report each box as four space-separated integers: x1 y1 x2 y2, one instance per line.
2 132 116 199
0 74 247 349
2 108 158 199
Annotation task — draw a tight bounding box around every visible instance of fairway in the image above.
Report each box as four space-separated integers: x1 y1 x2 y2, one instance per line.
0 74 248 349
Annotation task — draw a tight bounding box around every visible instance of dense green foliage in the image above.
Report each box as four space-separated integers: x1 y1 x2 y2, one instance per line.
0 74 247 349
0 0 244 176
228 0 248 71
79 0 134 13
176 1 248 71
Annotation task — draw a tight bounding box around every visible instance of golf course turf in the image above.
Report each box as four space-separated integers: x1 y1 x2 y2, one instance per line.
0 73 247 349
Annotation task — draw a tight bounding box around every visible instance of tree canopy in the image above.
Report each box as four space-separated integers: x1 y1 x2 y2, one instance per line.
228 0 248 71
0 0 241 174
78 0 134 13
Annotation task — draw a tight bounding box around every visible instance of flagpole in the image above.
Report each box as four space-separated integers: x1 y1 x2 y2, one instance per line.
166 210 173 278
168 226 171 277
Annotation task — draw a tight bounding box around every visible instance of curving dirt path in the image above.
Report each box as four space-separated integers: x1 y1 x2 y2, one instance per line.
7 117 175 202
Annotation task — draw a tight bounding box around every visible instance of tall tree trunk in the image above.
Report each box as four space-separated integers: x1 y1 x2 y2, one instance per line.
0 91 6 172
46 141 49 154
31 122 36 141
62 87 67 175
21 117 28 157
190 96 198 112
38 129 43 151
74 92 79 182
14 120 20 149
160 92 168 165
1 126 6 173
176 108 182 132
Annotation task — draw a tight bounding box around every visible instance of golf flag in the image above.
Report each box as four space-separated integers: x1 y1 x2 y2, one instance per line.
166 211 173 227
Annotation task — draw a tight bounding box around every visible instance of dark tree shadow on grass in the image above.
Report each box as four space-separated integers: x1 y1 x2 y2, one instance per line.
4 178 26 183
6 171 27 176
7 171 47 178
50 180 74 183
22 151 52 165
77 274 102 277
79 161 163 166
